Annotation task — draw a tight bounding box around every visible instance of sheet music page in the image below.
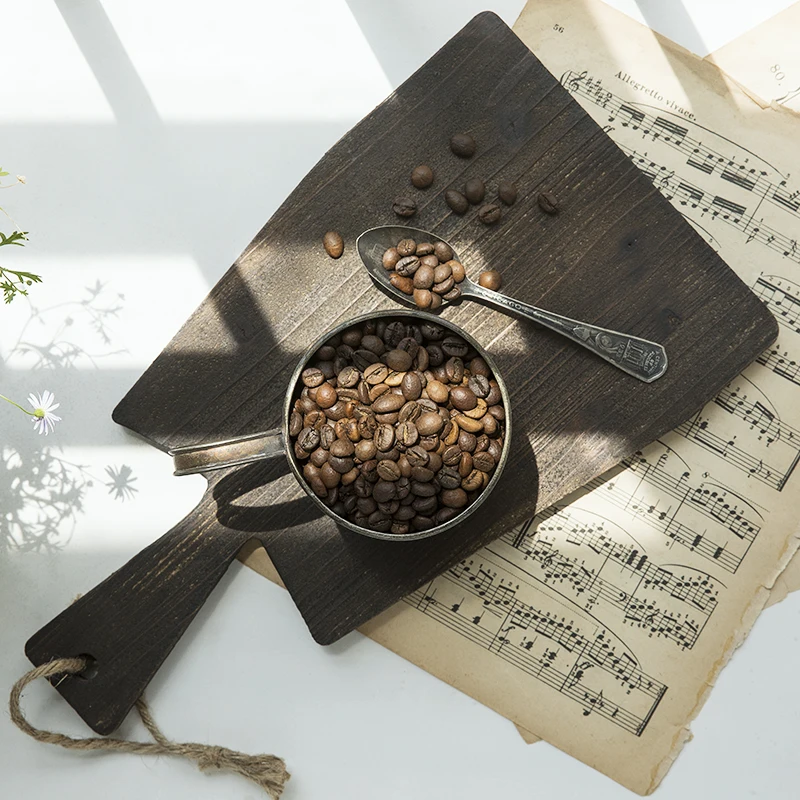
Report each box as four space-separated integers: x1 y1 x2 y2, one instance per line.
707 2 800 113
242 1 800 791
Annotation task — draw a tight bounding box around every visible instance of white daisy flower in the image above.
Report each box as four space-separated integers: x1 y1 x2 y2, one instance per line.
28 390 62 435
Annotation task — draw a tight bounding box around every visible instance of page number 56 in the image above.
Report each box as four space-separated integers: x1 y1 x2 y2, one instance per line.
553 23 564 33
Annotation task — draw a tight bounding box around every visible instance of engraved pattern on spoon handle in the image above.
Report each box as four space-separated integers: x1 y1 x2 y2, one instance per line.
465 283 667 383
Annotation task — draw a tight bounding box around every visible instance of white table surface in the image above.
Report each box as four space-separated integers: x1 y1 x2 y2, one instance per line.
2 2 799 798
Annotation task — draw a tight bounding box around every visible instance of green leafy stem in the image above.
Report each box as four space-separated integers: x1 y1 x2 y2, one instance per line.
0 229 41 304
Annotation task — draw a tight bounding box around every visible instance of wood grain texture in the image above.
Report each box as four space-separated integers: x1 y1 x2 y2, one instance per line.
26 12 777 734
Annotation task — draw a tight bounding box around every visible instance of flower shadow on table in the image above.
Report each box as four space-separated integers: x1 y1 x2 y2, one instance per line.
2 282 138 552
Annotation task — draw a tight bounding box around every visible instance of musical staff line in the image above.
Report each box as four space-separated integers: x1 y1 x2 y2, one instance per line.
403 559 668 736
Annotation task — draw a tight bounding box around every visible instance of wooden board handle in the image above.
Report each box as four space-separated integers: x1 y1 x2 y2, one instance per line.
25 496 255 735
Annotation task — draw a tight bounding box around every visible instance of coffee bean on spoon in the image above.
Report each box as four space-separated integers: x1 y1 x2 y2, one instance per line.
478 270 502 291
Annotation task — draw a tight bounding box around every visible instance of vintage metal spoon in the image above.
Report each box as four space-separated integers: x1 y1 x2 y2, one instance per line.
356 225 668 383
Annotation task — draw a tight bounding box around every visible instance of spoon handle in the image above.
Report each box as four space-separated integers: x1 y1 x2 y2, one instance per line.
465 283 667 383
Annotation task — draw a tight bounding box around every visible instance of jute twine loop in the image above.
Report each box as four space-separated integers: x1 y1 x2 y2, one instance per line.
9 657 290 798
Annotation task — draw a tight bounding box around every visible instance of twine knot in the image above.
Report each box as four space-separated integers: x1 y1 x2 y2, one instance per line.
9 657 290 798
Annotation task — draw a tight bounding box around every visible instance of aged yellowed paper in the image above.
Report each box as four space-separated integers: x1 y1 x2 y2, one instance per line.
243 1 800 792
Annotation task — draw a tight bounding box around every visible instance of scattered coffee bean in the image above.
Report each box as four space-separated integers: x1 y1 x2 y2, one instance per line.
288 317 506 534
464 177 486 204
498 181 518 206
393 197 417 217
478 270 502 291
445 189 469 215
478 203 501 225
411 164 434 189
323 230 344 259
450 133 476 158
537 190 560 214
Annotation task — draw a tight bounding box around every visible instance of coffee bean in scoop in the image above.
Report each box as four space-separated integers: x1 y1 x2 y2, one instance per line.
478 270 502 291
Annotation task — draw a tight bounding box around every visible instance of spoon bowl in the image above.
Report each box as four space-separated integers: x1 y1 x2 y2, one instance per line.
356 225 668 383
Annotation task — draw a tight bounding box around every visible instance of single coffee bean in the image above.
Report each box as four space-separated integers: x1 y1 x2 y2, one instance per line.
375 412 399 425
394 505 416 521
433 263 452 283
442 444 461 467
473 452 496 472
383 247 400 270
433 276 454 295
435 507 460 525
393 196 417 217
419 254 439 269
447 260 467 283
427 343 444 366
442 335 469 358
396 420 419 447
368 383 390 403
372 480 397 503
437 466 462 489
383 370 403 387
353 349 380 371
319 424 336 449
375 424 395 451
488 404 505 421
342 467 360 486
458 429 477 452
355 439 377 461
464 177 485 204
357 413 377 440
310 447 329 467
487 439 504 463
360 334 385 355
309 476 328 497
417 397 438 412
301 367 325 388
405 445 429 468
325 400 350 421
363 362 390 385
430 293 443 311
357 496 378 515
397 454 412 478
450 133 476 158
445 357 465 383
412 515 435 531
417 411 444 436
368 514 392 532
458 451 474 477
478 203 501 225
394 256 420 279
461 469 483 491
330 438 355 457
538 190 560 214
478 270 502 291
413 264 435 289
289 411 303 437
320 462 341 488
498 181 518 205
415 242 434 256
425 379 448 404
397 336 419 358
419 433 440 451
482 413 499 436
445 189 469 214
385 348 413 371
410 465 434 483
469 357 490 377
372 392 405 413
457 414 484 434
433 241 454 263
397 239 417 257
401 372 422 400
315 382 338 410
323 230 344 259
399 401 421 423
317 345 336 361
427 452 443 472
475 433 490 452
336 365 359 388
450 385 478 411
375 447 400 462
468 374 490 398
297 427 320 452
485 381 502 405
412 288 432 309
377 460 402 481
341 328 362 348
463 398 487 419
410 480 437 497
411 164 434 188
378 500 400 516
391 521 410 535
412 495 438 515
441 488 468 508
328 455 355 474
317 360 335 379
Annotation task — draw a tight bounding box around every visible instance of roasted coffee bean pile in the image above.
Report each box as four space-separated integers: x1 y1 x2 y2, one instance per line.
288 318 506 535
382 237 467 310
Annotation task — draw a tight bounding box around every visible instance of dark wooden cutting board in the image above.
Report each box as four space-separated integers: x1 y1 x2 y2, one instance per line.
26 11 776 735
